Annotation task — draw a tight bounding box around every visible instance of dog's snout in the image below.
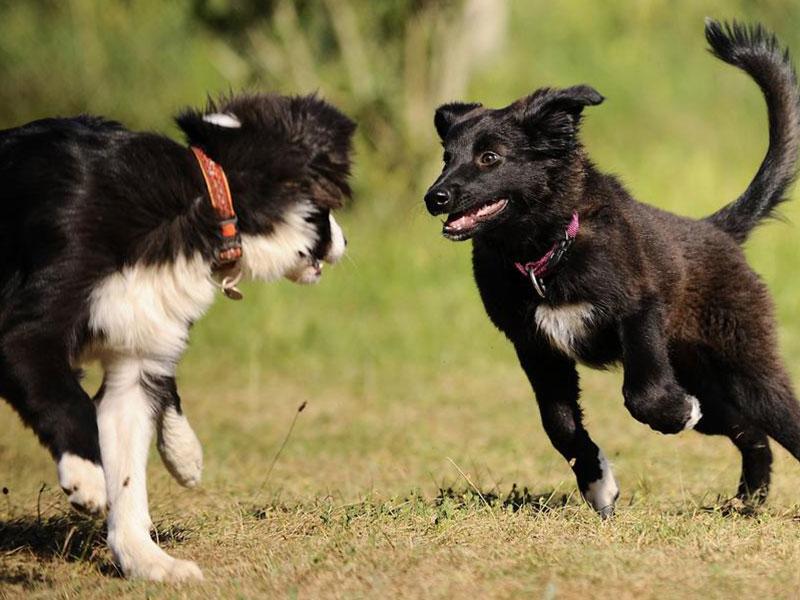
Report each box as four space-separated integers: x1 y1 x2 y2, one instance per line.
424 188 452 215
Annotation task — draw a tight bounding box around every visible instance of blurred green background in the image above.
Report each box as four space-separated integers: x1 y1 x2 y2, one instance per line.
5 1 800 595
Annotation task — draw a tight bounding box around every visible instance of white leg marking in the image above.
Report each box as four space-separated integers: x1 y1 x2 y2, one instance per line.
98 358 203 582
684 395 702 430
57 453 107 515
157 406 203 488
582 449 619 518
534 303 594 357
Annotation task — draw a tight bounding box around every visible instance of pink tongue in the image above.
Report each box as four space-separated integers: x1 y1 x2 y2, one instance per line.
447 199 504 231
447 213 477 231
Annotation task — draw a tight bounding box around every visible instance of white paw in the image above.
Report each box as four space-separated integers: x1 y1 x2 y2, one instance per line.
124 553 204 582
684 395 702 430
130 557 204 583
111 532 204 582
57 453 107 515
582 449 619 519
157 406 203 488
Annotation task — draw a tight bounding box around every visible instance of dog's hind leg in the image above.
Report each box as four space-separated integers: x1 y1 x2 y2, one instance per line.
730 425 772 504
0 336 106 514
97 357 202 582
726 369 800 485
693 400 772 505
150 376 203 488
515 341 619 518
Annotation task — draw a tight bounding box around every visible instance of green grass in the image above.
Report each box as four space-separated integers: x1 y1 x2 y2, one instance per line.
5 1 800 598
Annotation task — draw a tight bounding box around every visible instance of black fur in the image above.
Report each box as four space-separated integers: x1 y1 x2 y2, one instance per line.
425 20 800 512
0 92 354 469
704 19 800 242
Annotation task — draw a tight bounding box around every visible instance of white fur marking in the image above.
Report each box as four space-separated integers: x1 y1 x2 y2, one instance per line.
57 453 107 514
88 254 215 361
583 449 619 517
157 406 203 488
534 303 594 357
98 358 203 581
684 395 702 430
242 201 320 282
202 112 241 128
326 213 346 264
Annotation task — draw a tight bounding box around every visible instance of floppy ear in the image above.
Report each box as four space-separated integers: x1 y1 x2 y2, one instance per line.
175 109 241 148
517 85 603 155
542 85 604 114
434 102 482 139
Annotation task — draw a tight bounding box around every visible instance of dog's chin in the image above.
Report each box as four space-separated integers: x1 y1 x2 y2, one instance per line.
285 261 323 285
442 198 508 241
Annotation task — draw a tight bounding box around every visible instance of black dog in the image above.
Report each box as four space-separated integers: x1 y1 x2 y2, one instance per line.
425 20 800 517
0 93 354 580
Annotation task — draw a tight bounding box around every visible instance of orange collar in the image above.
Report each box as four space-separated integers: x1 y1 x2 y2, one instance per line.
191 146 243 266
191 146 244 300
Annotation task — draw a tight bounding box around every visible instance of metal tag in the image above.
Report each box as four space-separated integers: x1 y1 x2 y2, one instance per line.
222 284 243 301
210 264 244 301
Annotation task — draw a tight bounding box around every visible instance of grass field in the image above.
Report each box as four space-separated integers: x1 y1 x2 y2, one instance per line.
5 1 800 598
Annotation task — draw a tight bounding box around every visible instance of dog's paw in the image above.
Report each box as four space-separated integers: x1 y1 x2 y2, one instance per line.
120 548 204 582
131 557 204 583
683 395 702 430
624 383 702 434
57 453 107 515
581 449 619 519
157 406 203 488
110 530 204 582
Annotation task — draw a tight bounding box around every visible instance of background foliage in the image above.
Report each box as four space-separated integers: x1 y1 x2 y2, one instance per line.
3 1 800 597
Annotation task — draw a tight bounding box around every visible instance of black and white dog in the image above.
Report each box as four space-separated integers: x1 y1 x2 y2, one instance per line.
0 93 354 580
425 21 800 516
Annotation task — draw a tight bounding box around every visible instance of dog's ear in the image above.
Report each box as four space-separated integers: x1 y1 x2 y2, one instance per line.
516 85 603 155
539 85 604 115
434 102 482 139
175 109 241 148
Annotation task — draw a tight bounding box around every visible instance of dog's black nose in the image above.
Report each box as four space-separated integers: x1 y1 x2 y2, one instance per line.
424 188 451 214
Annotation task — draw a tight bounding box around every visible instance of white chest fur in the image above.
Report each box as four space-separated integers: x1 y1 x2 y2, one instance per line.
534 302 595 357
88 253 216 362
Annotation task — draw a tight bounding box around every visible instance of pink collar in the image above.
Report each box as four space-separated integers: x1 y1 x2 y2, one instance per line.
514 211 579 297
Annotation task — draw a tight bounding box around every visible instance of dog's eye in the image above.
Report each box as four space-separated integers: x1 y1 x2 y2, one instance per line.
478 151 500 166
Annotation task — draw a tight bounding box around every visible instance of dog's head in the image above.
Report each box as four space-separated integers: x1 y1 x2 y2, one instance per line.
424 85 603 242
176 93 355 284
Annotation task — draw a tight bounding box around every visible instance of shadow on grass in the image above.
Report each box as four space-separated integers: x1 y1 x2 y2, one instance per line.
434 484 573 513
249 484 577 524
0 512 196 583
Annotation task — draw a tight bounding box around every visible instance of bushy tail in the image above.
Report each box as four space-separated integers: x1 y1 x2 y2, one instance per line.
703 19 800 243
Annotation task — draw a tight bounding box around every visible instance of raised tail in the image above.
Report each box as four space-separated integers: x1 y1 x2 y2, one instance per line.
703 19 800 243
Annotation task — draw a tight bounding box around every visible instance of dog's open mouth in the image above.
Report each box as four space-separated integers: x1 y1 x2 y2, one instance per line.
443 198 508 240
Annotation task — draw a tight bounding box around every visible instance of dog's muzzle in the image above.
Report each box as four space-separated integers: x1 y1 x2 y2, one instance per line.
286 214 346 285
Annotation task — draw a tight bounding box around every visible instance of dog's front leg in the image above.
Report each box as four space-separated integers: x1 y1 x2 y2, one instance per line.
97 357 203 582
619 296 701 434
515 340 619 518
152 376 203 488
